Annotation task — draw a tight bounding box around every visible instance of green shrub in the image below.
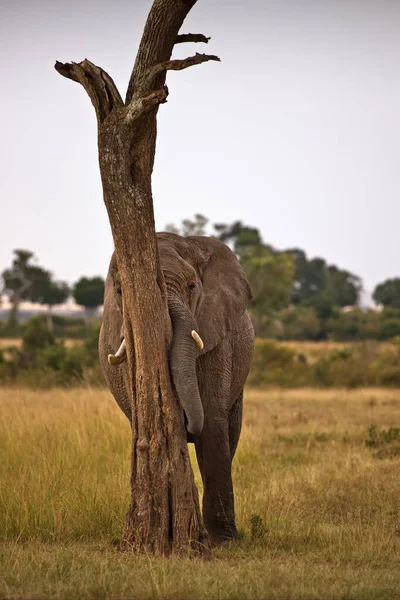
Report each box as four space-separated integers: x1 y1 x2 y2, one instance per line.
378 318 400 340
0 316 103 388
22 317 55 354
278 307 322 341
370 345 400 386
364 425 400 447
249 514 267 540
313 345 376 388
0 320 24 338
248 339 312 387
327 310 380 341
249 339 400 389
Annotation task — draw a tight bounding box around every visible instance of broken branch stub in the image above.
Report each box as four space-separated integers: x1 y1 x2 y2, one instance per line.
125 87 170 124
175 33 211 44
135 52 221 99
54 59 123 124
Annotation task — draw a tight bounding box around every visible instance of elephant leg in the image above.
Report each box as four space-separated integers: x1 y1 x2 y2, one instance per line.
194 341 240 544
229 390 243 459
195 420 238 544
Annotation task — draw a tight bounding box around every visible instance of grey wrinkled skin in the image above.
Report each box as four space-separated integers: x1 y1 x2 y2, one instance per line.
99 232 255 544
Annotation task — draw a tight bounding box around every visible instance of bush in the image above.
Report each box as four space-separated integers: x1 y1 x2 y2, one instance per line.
278 307 322 341
0 317 104 388
378 316 400 340
248 339 400 389
0 320 24 338
370 344 400 386
23 317 55 354
327 310 380 341
267 306 400 343
248 339 312 387
313 343 379 388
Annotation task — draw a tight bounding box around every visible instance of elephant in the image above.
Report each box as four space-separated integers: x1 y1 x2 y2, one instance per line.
99 232 254 544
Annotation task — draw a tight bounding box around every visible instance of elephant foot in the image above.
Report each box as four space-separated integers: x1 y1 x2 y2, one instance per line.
207 525 240 547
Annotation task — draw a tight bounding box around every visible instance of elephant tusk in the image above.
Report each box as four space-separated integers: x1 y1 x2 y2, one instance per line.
191 330 204 351
108 338 127 366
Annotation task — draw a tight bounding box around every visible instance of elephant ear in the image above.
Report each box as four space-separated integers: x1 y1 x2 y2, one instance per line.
191 237 252 353
107 252 122 312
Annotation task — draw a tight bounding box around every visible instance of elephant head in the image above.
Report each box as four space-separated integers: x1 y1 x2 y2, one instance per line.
106 233 252 436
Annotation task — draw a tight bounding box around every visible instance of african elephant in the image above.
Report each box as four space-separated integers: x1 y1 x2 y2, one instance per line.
99 232 254 544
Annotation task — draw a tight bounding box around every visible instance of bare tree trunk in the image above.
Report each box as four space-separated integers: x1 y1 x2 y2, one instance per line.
55 0 219 556
8 302 19 330
46 306 54 334
7 297 21 334
84 307 97 327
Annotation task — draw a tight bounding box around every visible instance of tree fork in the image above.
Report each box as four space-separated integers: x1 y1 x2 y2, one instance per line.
55 0 219 556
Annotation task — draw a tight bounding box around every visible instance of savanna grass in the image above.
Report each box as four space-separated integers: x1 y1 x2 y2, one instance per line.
1 387 400 599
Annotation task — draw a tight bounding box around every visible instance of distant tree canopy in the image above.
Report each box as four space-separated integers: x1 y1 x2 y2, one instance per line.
1 249 72 332
213 221 263 253
73 277 105 317
239 244 295 325
287 249 362 313
1 250 52 327
373 278 400 309
0 249 107 331
165 213 210 237
2 250 48 303
38 280 70 332
40 281 70 309
165 215 365 337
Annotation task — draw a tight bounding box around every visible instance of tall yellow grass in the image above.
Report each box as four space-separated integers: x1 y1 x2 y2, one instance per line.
1 386 400 599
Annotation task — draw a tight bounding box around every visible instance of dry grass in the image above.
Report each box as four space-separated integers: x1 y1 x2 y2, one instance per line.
1 387 400 599
280 340 398 365
280 340 351 364
0 338 81 365
0 338 22 349
0 338 355 352
0 337 83 349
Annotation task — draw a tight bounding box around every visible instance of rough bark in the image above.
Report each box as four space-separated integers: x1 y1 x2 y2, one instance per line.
55 0 218 556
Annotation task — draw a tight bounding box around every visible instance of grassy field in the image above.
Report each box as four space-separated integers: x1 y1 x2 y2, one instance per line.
0 338 82 349
280 340 352 364
1 387 400 599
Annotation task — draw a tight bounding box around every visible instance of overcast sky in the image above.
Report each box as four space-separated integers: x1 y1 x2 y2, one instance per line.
1 0 399 302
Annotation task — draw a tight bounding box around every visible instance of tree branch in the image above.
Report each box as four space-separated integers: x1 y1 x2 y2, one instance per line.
135 53 220 99
126 87 169 123
125 0 199 103
175 33 210 44
55 59 123 124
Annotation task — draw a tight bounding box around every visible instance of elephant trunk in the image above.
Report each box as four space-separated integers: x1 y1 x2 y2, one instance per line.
168 298 204 437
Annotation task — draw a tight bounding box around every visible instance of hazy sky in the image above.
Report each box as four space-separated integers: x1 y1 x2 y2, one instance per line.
1 0 399 301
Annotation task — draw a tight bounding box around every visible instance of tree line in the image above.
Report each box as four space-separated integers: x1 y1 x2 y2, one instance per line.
166 214 400 340
1 250 104 332
2 216 399 340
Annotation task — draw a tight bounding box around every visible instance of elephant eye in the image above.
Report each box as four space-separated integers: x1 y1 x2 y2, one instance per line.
188 281 196 291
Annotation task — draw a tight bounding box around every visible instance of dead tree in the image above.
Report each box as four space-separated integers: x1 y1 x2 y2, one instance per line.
55 0 219 556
